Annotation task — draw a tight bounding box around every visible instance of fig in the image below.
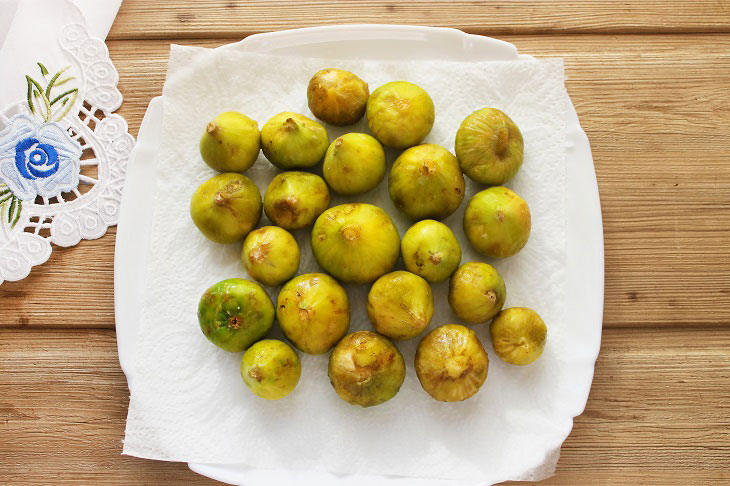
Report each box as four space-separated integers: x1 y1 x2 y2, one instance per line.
367 271 434 341
307 68 369 126
198 278 275 353
401 220 461 283
455 107 524 185
463 186 531 258
448 262 506 324
199 111 260 172
490 307 547 366
190 173 262 244
241 339 301 400
323 133 386 195
388 144 465 221
276 273 350 354
264 171 330 230
311 203 400 284
415 324 489 402
261 112 329 169
242 226 300 287
366 81 434 149
328 331 406 407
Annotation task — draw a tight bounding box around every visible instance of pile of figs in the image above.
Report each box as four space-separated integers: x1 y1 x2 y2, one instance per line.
191 68 547 406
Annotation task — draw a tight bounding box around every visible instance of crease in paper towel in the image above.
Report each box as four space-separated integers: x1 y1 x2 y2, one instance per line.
123 45 570 484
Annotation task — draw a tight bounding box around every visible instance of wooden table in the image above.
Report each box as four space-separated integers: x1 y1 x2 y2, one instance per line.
2 2 729 484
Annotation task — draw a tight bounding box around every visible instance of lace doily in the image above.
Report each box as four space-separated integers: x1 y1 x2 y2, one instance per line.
0 22 133 284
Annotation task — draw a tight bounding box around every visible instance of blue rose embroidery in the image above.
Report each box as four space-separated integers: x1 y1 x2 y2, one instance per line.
0 114 82 201
15 137 60 179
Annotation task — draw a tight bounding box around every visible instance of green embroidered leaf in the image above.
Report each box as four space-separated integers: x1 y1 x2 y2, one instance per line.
11 199 22 228
0 193 11 206
45 66 72 97
26 75 51 121
38 62 49 77
51 88 78 122
0 189 10 197
26 76 36 114
54 76 75 88
8 196 16 224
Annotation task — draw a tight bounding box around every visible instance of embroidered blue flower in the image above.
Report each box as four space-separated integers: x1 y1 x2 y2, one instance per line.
0 114 81 201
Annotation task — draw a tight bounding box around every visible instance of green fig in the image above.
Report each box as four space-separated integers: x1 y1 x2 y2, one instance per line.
242 226 300 287
463 186 531 258
415 324 489 402
455 107 524 185
261 112 329 169
328 331 406 407
277 273 350 354
490 307 547 365
198 278 275 352
389 144 465 221
307 68 369 126
323 133 386 195
311 203 400 284
366 81 434 149
367 271 433 341
448 262 506 324
190 173 262 244
264 171 330 230
200 111 261 172
241 339 301 400
401 220 461 283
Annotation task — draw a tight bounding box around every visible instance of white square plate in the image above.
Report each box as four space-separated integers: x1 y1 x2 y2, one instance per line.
114 25 603 486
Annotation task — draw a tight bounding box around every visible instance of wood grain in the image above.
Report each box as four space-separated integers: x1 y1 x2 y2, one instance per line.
2 35 728 328
107 1 730 39
1 328 729 484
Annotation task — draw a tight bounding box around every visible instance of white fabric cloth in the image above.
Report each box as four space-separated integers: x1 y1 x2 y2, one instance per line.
123 43 569 485
0 0 130 285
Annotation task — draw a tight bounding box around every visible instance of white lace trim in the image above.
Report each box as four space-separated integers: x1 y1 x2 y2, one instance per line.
0 22 133 284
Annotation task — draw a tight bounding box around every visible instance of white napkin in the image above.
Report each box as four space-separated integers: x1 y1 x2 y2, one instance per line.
124 44 568 484
0 0 122 108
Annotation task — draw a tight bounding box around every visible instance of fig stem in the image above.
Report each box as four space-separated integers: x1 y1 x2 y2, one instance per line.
283 117 298 131
206 122 218 135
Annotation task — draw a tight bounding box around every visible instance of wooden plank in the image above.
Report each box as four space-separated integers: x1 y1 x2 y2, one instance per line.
108 1 730 39
1 35 729 329
1 327 729 483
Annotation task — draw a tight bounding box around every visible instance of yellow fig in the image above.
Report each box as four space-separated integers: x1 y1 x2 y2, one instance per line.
415 324 489 402
307 68 369 126
490 307 547 365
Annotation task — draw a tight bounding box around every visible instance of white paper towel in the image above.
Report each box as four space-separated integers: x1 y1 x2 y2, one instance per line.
123 44 569 484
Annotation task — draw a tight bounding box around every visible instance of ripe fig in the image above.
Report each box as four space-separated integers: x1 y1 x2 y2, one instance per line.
455 107 524 185
276 273 350 354
198 278 275 352
367 271 434 341
490 307 547 365
242 226 300 287
311 203 400 284
190 173 262 244
264 171 330 230
415 324 489 402
389 144 465 221
328 331 406 407
463 186 531 258
323 133 386 195
241 339 301 400
401 220 461 283
200 111 260 172
261 112 329 169
366 81 434 149
448 262 506 324
307 68 369 126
